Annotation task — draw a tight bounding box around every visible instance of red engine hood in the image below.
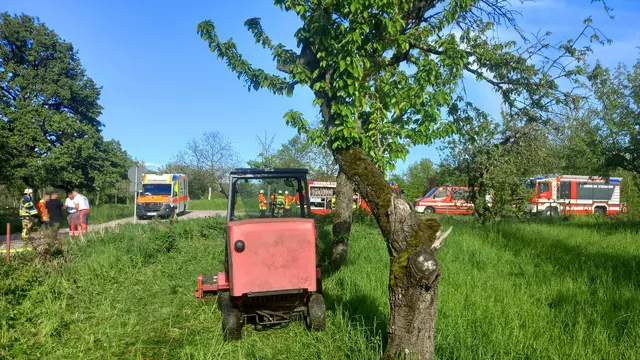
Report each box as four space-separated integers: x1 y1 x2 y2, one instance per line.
227 217 317 296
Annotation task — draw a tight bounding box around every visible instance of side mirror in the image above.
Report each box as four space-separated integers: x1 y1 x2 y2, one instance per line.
284 179 294 187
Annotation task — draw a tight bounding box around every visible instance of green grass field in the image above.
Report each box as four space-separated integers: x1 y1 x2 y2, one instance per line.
188 198 229 211
89 204 132 224
189 198 245 212
1 215 638 359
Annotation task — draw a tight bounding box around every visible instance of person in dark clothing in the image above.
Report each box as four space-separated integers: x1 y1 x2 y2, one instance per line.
46 192 64 229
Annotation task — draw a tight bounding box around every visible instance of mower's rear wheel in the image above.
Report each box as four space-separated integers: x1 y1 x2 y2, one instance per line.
217 292 243 341
305 293 326 331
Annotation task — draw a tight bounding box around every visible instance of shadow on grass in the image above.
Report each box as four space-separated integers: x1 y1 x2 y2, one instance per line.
312 214 388 349
313 214 381 279
486 223 640 288
474 221 640 348
324 285 389 348
546 217 640 235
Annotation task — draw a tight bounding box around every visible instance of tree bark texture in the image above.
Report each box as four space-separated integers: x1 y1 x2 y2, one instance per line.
331 168 354 265
333 147 443 360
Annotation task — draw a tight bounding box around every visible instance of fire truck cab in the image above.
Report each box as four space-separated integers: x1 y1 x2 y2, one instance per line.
308 180 400 215
413 186 475 215
526 175 628 216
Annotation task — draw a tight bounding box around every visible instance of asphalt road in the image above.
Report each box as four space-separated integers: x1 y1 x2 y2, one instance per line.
1 210 226 253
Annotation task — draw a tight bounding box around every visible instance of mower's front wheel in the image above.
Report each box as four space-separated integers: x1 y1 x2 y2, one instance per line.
305 293 326 331
217 292 243 341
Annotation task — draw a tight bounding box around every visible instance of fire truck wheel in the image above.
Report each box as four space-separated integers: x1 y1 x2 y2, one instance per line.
545 207 559 218
424 207 435 214
594 207 607 216
306 293 326 331
218 292 243 341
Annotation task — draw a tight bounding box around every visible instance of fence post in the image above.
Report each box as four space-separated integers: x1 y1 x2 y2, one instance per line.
6 223 10 263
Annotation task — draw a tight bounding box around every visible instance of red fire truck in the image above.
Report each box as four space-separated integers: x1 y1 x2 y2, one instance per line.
526 175 628 216
413 186 477 215
308 180 400 215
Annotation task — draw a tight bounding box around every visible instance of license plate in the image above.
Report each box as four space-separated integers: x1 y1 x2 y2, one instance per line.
147 212 157 216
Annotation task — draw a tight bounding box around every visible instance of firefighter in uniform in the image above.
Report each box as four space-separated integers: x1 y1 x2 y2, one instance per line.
258 190 267 217
20 189 38 241
284 191 293 216
275 190 285 217
270 191 276 216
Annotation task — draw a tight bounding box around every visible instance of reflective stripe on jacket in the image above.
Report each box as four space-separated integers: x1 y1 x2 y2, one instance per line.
258 194 267 210
20 196 38 217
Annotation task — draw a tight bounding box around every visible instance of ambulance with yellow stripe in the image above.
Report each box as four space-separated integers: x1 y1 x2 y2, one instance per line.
136 174 189 219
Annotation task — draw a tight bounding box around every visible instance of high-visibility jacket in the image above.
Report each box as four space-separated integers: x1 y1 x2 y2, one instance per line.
331 198 335 209
20 195 38 217
284 195 293 209
37 200 49 221
258 194 267 210
276 195 285 208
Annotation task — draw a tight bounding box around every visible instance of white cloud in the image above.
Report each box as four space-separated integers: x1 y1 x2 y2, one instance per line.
144 162 163 169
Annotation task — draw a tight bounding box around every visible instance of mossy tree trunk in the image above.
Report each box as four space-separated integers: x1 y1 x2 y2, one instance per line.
331 168 354 265
333 147 447 360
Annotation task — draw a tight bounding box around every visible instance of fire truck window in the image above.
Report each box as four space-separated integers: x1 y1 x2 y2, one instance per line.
559 182 571 199
452 188 468 200
537 182 550 194
434 188 448 199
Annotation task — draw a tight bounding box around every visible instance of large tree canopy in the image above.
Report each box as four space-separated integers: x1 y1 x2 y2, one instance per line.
0 12 124 192
173 130 240 198
198 1 607 358
586 59 640 174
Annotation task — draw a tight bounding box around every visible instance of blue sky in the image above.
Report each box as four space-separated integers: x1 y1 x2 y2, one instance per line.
2 0 639 173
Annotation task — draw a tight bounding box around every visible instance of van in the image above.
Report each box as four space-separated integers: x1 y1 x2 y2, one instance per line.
136 174 189 219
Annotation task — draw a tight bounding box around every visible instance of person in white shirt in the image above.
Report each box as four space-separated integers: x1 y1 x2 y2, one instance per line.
65 194 80 236
72 190 91 234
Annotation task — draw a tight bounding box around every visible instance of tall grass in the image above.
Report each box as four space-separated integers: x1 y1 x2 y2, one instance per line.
435 216 639 359
89 204 132 224
188 198 229 211
1 215 638 359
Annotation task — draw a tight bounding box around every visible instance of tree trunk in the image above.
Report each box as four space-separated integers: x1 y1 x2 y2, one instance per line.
218 182 229 199
208 187 212 200
331 168 354 265
333 147 445 360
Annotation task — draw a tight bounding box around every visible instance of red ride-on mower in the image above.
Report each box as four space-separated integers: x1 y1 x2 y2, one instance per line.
195 168 326 340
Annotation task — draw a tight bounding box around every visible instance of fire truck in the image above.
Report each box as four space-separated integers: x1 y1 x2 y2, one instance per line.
413 186 477 215
526 175 628 216
307 180 400 215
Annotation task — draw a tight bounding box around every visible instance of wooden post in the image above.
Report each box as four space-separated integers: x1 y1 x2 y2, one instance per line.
5 223 10 262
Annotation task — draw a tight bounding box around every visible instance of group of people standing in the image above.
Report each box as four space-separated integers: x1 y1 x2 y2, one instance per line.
19 188 91 241
258 189 297 217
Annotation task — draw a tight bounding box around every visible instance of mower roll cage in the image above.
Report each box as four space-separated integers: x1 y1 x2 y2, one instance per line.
227 168 311 222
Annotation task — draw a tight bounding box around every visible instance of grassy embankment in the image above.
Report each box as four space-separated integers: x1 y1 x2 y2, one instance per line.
188 198 229 211
1 215 638 359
